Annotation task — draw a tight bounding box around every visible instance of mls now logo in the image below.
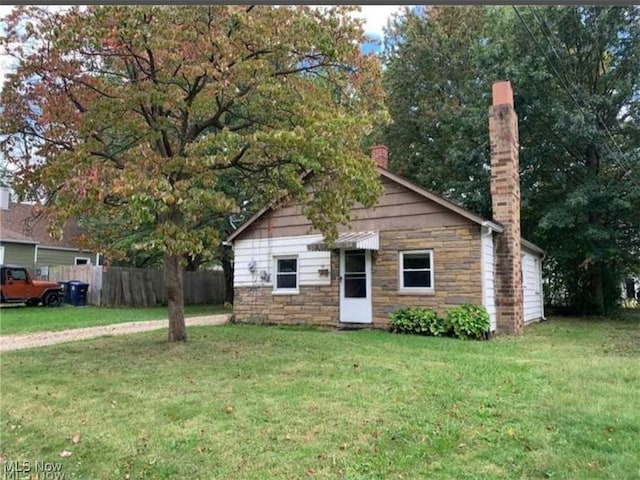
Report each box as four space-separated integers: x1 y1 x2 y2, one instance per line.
4 461 65 480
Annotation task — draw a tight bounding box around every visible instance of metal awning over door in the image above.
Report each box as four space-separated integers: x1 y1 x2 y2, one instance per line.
307 231 379 252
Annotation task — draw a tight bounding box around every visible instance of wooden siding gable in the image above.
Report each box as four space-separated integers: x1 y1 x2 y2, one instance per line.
228 167 503 242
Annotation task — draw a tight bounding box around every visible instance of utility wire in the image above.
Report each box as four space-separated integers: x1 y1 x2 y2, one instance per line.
512 5 639 187
526 6 636 178
520 5 638 186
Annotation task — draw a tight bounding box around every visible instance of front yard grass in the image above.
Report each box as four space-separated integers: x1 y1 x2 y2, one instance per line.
1 317 639 479
0 304 230 335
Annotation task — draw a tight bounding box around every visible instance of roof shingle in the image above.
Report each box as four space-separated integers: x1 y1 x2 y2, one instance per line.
0 203 85 249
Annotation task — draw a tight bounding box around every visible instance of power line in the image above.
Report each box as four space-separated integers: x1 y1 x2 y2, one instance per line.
526 6 636 177
512 5 639 187
519 5 638 186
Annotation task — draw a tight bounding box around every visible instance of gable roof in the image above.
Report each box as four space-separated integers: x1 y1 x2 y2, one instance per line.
0 227 38 245
522 239 545 256
0 203 86 250
227 166 503 243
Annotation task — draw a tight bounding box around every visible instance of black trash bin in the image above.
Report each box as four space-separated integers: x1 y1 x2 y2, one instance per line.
59 282 72 304
68 281 90 307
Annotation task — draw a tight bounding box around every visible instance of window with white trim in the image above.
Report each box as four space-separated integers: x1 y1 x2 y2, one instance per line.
273 256 298 293
399 250 434 292
75 257 91 265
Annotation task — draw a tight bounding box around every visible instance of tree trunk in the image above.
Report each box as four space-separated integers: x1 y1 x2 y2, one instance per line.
591 262 605 316
221 244 234 304
185 253 203 272
624 279 636 300
164 253 187 342
585 143 605 315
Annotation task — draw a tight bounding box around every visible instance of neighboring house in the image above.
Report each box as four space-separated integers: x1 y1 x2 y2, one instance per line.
0 191 98 278
228 81 544 334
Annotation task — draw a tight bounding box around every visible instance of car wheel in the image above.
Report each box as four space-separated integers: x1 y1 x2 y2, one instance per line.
43 292 62 307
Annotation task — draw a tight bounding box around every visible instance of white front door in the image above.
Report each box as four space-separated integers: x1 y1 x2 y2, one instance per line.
340 249 372 324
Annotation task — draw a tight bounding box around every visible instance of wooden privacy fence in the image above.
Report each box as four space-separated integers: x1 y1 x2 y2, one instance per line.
48 265 226 307
48 265 103 306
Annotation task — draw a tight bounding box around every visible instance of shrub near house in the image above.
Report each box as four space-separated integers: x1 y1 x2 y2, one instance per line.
389 304 490 340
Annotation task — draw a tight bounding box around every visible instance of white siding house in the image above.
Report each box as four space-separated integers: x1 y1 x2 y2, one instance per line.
481 227 497 332
234 234 332 289
522 243 545 323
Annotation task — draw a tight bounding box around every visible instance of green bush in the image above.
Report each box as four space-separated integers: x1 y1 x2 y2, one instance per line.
389 307 450 337
390 304 490 340
446 304 490 340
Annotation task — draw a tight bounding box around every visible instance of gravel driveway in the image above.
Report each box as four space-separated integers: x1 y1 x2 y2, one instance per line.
0 314 230 352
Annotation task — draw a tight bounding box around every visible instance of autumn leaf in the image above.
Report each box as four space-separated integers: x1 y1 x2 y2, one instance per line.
60 450 73 458
72 433 81 444
0 5 386 343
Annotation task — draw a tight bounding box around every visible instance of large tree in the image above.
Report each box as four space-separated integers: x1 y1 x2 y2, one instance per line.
509 6 640 314
1 5 385 340
381 6 640 314
382 6 493 217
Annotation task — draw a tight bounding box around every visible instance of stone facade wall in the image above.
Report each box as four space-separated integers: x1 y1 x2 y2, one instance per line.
370 225 483 327
233 224 483 328
234 250 340 326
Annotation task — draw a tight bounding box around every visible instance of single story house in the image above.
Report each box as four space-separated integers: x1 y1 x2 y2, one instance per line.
0 190 99 278
228 81 544 334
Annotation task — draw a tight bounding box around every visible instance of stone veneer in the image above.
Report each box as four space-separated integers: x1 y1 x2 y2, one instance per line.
233 224 483 327
234 249 340 326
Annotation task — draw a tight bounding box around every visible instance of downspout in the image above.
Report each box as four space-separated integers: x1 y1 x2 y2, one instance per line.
540 251 547 320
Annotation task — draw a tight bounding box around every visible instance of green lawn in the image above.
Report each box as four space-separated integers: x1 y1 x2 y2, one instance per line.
0 304 230 335
1 317 639 479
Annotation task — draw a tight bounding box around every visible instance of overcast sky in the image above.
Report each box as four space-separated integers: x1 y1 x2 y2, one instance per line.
356 5 404 37
0 5 405 86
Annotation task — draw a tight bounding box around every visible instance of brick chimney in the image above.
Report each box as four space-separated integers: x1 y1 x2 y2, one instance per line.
370 144 388 169
489 80 523 335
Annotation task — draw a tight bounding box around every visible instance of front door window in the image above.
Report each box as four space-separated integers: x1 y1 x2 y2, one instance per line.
340 249 372 324
344 251 366 298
